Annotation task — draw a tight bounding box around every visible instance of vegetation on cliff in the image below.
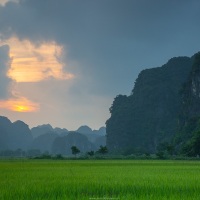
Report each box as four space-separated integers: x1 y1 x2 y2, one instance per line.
106 54 199 155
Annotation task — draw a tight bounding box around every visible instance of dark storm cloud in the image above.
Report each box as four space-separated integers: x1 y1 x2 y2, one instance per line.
0 45 12 98
0 0 200 95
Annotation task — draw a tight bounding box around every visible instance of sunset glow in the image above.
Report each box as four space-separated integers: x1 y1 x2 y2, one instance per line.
0 97 39 112
1 37 74 82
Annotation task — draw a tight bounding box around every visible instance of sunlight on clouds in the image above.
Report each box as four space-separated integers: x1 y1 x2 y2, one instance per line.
1 37 74 82
0 37 73 113
0 97 39 112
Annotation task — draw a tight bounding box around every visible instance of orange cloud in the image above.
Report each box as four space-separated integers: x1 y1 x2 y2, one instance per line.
0 97 39 112
1 37 74 82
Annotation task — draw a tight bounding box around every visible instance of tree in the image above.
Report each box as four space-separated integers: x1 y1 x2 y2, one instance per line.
182 130 200 157
71 146 80 157
87 151 94 157
97 145 108 155
157 142 174 156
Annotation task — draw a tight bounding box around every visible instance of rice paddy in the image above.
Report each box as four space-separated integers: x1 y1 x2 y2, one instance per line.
0 160 200 200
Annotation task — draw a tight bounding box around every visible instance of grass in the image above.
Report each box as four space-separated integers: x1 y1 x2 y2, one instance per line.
0 160 200 199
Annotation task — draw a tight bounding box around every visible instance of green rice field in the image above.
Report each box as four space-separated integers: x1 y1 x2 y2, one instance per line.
0 159 200 200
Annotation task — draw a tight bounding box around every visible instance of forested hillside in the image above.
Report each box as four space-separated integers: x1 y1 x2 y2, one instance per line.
106 54 197 154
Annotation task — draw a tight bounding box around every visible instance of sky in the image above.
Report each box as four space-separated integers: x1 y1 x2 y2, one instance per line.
0 0 200 130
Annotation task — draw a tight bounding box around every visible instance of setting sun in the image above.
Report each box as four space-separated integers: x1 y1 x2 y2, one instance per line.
0 97 39 112
15 105 29 112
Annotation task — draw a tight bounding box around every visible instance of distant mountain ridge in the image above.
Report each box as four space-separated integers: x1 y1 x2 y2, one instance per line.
76 125 106 143
52 131 95 155
0 116 32 151
0 116 106 155
31 124 68 138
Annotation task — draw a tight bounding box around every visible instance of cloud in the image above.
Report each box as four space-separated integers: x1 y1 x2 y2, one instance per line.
2 37 74 82
0 42 41 112
0 45 12 98
0 0 199 84
0 36 74 113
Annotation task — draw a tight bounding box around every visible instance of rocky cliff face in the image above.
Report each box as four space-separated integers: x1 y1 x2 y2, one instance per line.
106 56 194 154
175 53 200 150
180 53 200 122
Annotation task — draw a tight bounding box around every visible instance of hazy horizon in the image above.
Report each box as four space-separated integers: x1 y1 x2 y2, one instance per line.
0 115 105 131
